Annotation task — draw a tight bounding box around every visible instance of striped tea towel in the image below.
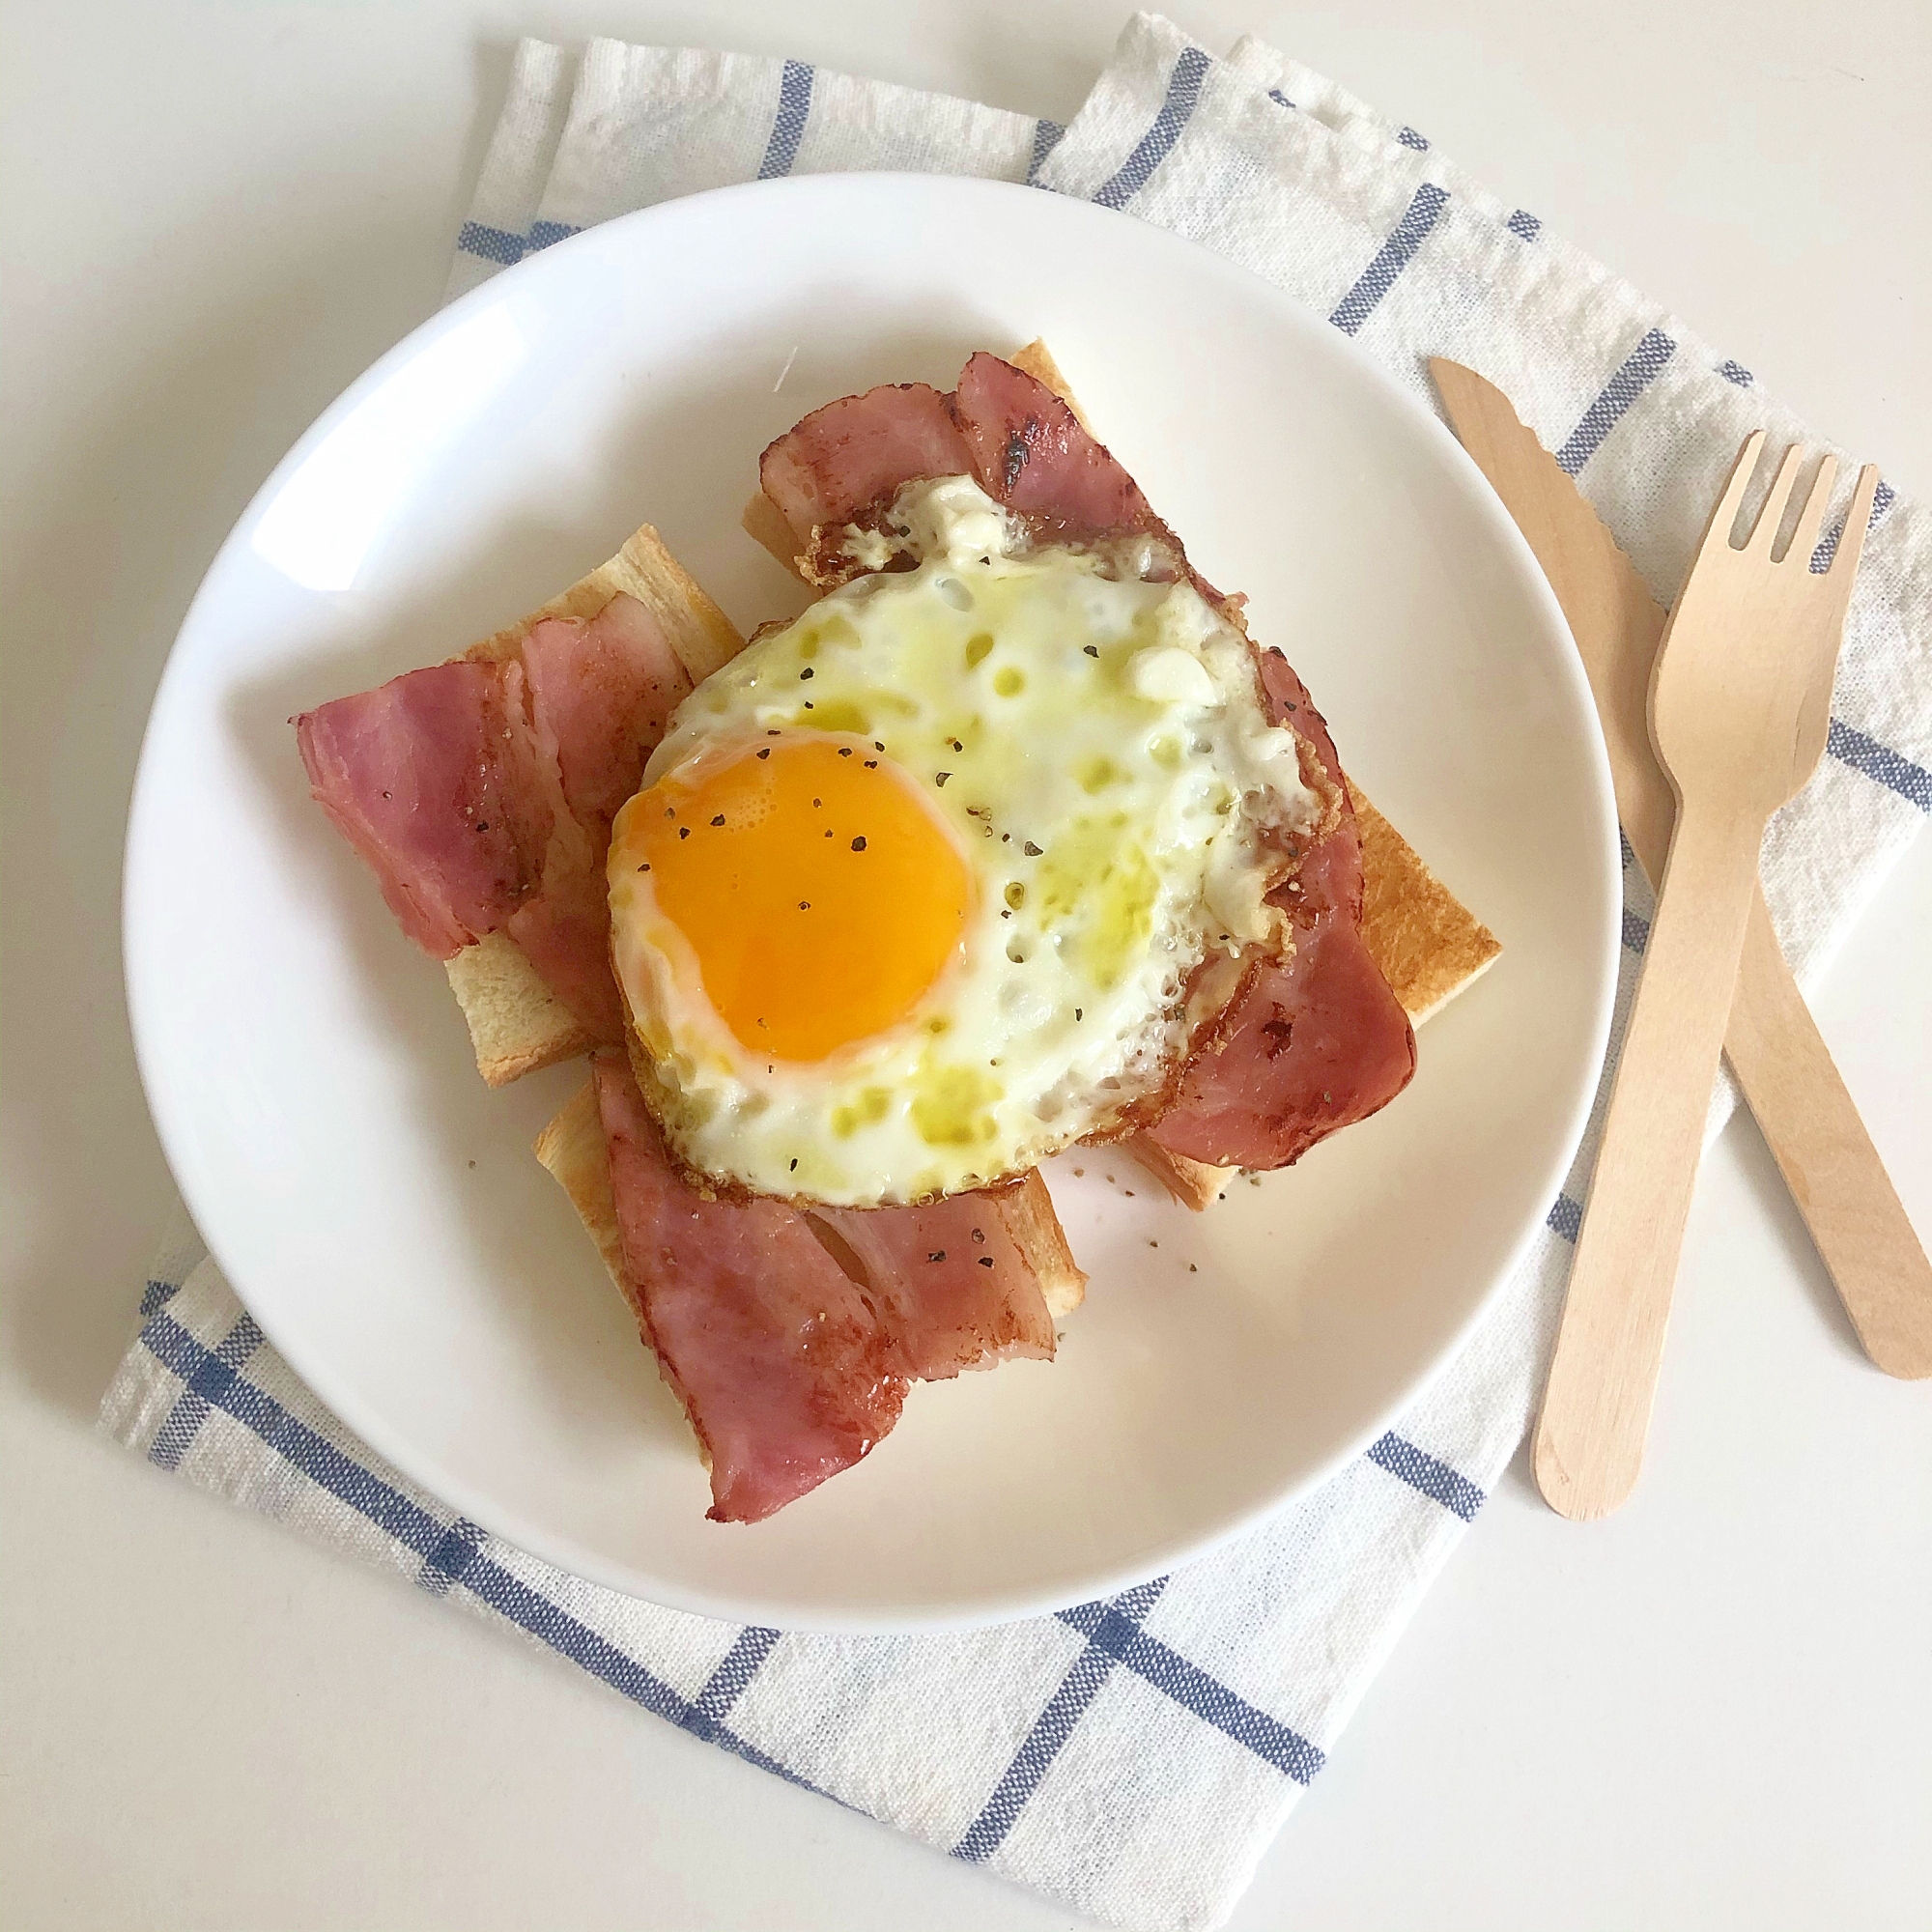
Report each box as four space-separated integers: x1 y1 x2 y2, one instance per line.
104 16 1930 1930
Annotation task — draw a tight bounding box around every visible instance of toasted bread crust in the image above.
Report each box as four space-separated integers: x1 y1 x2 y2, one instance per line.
996 1170 1089 1319
1352 790 1501 1024
532 1079 629 1289
445 932 597 1087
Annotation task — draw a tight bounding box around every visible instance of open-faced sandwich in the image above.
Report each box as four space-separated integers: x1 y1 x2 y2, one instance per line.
295 342 1498 1522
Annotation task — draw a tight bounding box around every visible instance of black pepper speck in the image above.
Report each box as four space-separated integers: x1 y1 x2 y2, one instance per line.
1024 840 1042 857
710 813 725 827
678 826 690 840
851 836 867 851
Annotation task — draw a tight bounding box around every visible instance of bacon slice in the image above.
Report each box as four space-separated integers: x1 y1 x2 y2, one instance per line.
504 860 625 1041
296 659 552 957
1147 651 1416 1168
759 382 974 566
591 1050 1064 1520
298 593 688 1035
522 598 691 836
950 350 1159 540
759 357 1176 582
806 1190 1057 1379
592 1050 909 1523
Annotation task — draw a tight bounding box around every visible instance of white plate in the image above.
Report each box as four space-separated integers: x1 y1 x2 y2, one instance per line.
125 174 1617 1632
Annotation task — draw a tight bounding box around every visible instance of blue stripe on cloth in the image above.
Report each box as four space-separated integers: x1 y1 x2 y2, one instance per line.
1719 359 1755 387
1364 1434 1485 1524
1505 208 1542 242
148 1312 265 1472
457 219 579 267
1093 44 1212 210
1828 715 1932 810
1327 183 1451 336
1026 118 1065 185
1554 327 1677 474
456 219 526 266
1548 1193 1583 1243
139 1276 181 1318
1619 828 1637 871
418 1517 483 1598
694 1627 783 1725
1065 1605 1328 1781
1396 125 1430 151
1623 908 1651 955
953 1578 1171 1861
757 60 814 180
1810 478 1896 574
135 1312 821 1794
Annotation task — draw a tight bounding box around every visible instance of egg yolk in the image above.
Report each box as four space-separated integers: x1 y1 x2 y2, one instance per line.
631 738 973 1063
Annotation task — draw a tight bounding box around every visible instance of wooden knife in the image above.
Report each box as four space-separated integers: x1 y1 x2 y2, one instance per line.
1431 357 1932 1379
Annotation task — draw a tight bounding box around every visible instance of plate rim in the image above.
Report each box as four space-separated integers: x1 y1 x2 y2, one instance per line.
124 170 1621 1632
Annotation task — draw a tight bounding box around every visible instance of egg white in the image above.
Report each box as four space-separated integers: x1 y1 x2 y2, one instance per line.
608 478 1321 1207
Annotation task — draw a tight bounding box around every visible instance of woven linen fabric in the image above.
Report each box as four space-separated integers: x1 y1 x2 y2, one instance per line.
104 17 1929 1931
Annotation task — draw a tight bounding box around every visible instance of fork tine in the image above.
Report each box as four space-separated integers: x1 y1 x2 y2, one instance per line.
1781 452 1838 565
1695 430 1766 563
1828 465 1884 581
1747 441 1806 554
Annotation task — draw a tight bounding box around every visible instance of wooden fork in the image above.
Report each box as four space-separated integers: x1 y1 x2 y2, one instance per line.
1533 435 1882 1520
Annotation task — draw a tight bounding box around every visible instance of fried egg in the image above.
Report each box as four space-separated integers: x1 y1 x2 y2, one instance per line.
606 476 1321 1207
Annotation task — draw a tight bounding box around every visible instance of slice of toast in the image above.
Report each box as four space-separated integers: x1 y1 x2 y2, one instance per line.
437 526 745 1085
742 340 1501 1208
536 1080 1089 1323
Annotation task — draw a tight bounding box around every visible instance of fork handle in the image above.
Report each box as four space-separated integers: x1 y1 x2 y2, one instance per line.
1533 800 1761 1520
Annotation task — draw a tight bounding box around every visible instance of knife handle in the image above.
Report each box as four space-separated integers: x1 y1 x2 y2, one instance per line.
1725 886 1932 1378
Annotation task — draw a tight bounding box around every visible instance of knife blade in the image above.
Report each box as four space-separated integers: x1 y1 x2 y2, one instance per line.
1430 357 1932 1379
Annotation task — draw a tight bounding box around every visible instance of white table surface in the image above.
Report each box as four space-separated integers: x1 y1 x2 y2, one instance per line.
4 3 1928 1926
